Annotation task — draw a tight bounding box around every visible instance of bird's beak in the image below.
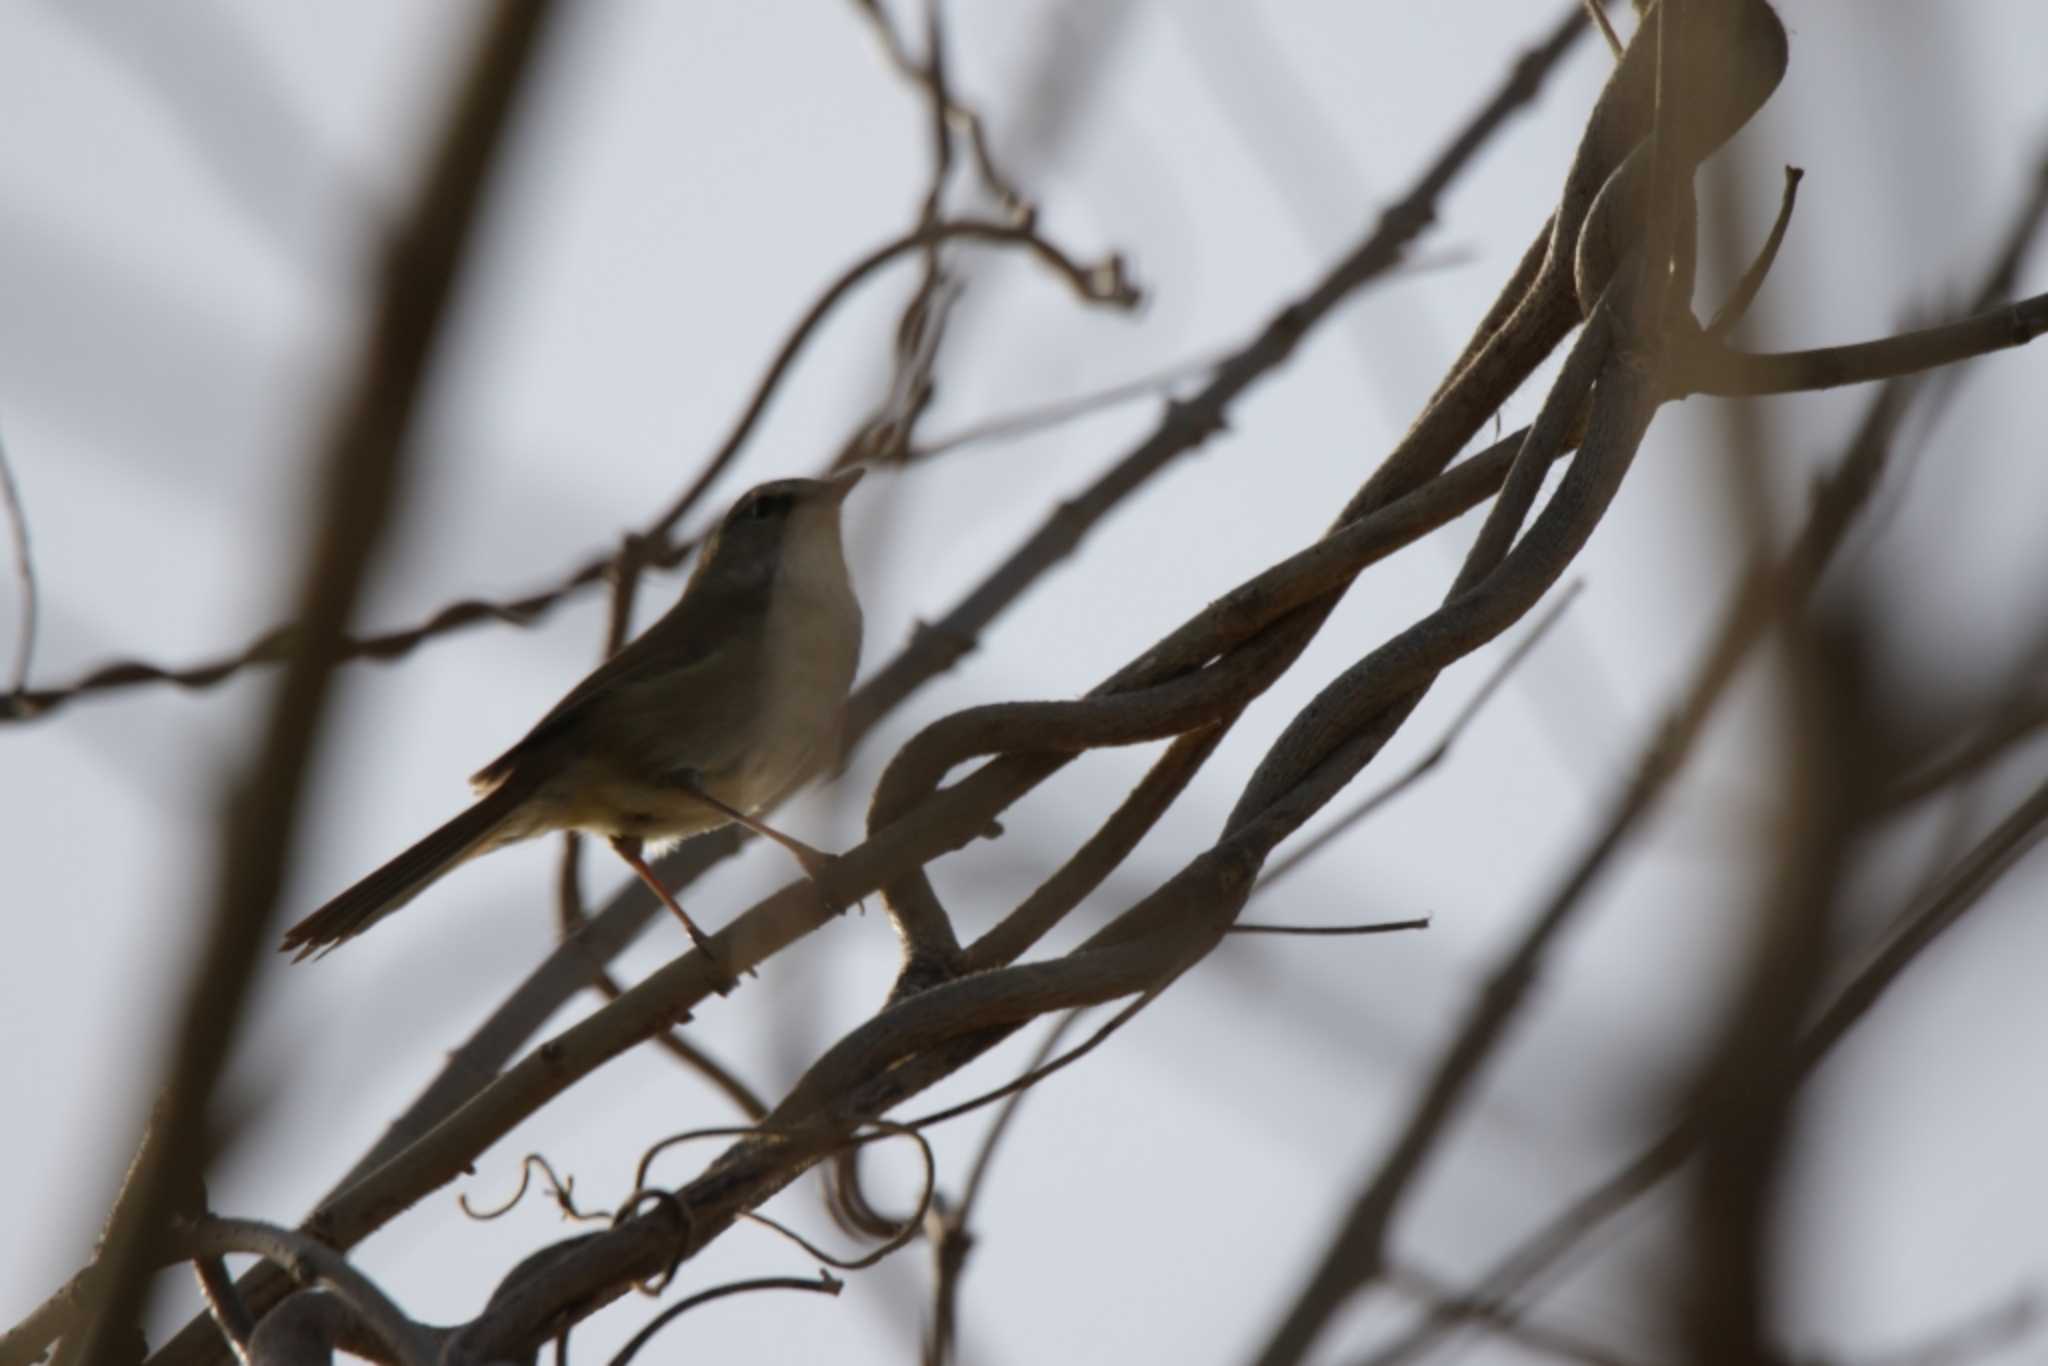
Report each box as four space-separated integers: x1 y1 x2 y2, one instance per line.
825 466 866 503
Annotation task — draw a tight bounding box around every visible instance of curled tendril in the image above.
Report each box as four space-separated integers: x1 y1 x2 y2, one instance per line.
616 1120 937 1277
738 1122 937 1272
607 1189 689 1297
458 1154 605 1224
630 1124 779 1195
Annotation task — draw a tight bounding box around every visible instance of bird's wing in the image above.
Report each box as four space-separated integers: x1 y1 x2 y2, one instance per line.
470 573 768 790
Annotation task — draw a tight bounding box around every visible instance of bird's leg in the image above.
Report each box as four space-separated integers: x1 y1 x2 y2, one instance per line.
674 776 848 894
609 835 738 993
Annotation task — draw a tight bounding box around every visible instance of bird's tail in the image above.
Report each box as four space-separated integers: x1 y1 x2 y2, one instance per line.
280 780 533 962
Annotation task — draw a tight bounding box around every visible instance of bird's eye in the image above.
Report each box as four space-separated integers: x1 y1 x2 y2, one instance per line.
745 493 791 521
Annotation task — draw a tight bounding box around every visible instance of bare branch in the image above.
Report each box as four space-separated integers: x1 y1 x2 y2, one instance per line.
56 9 559 1366
277 1 1603 1273
178 1219 439 1366
1384 1260 1650 1366
1584 0 1626 61
1880 689 2048 811
1255 580 1584 893
3 218 1134 727
134 9 1724 1360
1269 101 2048 1365
1682 610 1873 1359
1362 773 2048 1365
1680 288 2048 396
49 10 2048 1366
189 1261 251 1366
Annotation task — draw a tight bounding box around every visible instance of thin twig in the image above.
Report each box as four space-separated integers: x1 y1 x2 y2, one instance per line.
850 0 1030 219
1231 917 1430 937
4 219 1133 726
842 0 966 469
957 1012 1080 1224
962 727 1230 973
1583 0 1626 60
925 1010 1083 1366
905 992 1158 1134
606 1273 841 1366
1256 580 1584 893
0 427 35 698
1704 164 1804 338
909 349 1232 461
1384 1261 1649 1366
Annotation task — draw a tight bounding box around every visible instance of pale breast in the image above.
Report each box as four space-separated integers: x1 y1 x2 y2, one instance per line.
734 518 861 811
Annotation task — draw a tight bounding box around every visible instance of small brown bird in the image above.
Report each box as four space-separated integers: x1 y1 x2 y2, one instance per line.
281 468 866 963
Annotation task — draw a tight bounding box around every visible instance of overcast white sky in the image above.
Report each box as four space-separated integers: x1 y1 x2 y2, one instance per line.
4 4 2048 1363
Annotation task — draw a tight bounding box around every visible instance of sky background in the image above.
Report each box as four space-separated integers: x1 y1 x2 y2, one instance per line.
4 3 2047 1363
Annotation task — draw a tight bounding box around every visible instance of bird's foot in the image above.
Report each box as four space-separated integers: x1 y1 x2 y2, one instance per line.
790 846 864 916
679 919 743 996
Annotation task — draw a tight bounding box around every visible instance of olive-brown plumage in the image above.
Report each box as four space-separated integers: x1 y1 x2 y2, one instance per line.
281 468 865 961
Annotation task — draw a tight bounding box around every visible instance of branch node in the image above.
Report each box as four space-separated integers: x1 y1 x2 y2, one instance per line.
908 617 977 668
1164 397 1228 445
